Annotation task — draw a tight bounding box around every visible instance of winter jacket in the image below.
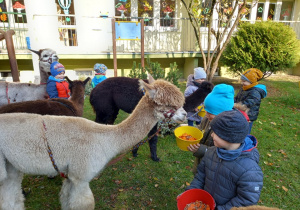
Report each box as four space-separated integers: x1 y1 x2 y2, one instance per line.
46 76 70 99
184 74 203 122
186 135 263 210
91 74 107 88
234 84 267 121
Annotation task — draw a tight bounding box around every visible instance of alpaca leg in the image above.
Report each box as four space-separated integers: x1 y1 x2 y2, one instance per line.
63 180 94 210
0 162 24 210
60 178 72 210
148 124 160 161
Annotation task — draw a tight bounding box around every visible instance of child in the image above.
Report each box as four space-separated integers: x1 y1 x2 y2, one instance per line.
185 110 263 209
46 61 70 99
187 84 235 174
235 68 267 133
184 67 207 126
91 63 107 88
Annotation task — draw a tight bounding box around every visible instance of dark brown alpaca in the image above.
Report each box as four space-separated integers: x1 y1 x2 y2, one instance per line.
90 77 213 161
0 77 90 117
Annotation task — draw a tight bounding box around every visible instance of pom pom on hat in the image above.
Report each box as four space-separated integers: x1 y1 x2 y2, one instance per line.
94 63 107 74
210 110 249 143
204 84 234 115
50 61 65 77
194 67 206 80
241 68 263 83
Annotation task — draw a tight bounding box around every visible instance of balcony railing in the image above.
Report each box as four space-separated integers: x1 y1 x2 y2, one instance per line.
1 12 300 54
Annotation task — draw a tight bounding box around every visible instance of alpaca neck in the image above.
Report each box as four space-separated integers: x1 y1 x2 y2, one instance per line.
113 96 159 153
70 87 85 116
39 64 50 84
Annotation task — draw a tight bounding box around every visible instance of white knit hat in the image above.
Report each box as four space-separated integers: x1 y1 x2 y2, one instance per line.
194 67 206 80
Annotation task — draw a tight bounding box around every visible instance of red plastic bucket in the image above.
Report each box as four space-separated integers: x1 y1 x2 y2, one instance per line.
177 189 216 210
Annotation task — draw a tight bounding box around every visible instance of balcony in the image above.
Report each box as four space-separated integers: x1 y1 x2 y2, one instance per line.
1 12 300 55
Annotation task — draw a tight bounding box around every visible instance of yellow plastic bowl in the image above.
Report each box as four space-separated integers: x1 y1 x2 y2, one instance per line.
197 105 206 117
174 126 203 151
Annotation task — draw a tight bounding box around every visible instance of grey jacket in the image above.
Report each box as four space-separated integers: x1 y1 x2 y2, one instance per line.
186 135 263 210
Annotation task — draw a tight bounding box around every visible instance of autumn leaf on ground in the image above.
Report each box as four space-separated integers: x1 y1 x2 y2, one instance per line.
282 186 288 192
155 184 159 188
267 153 272 157
114 180 122 185
118 189 124 192
186 182 190 186
170 177 174 182
257 120 263 124
278 149 287 156
271 122 277 125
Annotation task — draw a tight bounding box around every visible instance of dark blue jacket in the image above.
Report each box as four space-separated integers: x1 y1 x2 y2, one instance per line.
186 135 263 210
234 84 267 121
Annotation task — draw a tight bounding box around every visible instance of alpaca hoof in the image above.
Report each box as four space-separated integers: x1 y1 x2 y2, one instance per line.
22 188 31 197
132 153 138 157
151 156 161 162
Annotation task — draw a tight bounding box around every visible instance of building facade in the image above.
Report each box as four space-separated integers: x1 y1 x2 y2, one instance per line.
0 0 299 82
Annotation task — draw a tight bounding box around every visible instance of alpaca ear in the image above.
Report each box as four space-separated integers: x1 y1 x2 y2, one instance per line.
65 76 72 84
84 77 91 86
148 74 155 84
139 79 156 99
29 49 41 57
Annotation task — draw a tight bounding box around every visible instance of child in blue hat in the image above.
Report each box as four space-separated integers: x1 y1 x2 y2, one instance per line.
91 63 107 88
46 61 70 99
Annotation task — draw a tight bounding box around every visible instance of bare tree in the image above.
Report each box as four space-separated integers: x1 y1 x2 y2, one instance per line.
181 0 258 82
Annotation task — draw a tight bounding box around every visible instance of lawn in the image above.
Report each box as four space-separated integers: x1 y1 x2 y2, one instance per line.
22 75 300 209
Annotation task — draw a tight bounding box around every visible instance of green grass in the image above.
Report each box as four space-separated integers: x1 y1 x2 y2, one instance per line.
22 76 300 209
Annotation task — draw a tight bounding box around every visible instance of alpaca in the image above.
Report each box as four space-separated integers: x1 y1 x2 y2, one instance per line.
0 77 90 117
0 48 58 107
90 77 213 161
0 77 186 210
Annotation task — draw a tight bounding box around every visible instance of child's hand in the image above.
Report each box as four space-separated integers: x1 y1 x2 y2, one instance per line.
187 143 200 153
194 107 199 112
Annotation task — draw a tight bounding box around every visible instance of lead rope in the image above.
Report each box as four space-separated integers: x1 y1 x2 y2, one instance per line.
6 82 10 104
42 120 68 179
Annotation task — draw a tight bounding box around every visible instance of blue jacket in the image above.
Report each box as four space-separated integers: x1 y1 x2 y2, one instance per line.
184 74 203 122
186 135 263 210
234 84 267 121
91 75 107 88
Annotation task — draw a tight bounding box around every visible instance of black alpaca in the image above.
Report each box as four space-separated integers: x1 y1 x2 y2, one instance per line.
90 77 214 161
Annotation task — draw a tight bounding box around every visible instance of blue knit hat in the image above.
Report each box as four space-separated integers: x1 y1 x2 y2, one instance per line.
210 109 249 143
50 61 65 77
194 67 206 80
94 63 107 74
204 84 234 115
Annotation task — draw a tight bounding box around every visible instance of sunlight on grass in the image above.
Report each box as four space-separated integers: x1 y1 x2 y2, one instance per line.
23 75 300 209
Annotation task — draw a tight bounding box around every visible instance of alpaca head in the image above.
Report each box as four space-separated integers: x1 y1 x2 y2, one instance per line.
30 48 59 77
139 77 186 123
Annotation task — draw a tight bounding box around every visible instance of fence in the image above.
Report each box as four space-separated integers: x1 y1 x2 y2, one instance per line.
1 12 300 53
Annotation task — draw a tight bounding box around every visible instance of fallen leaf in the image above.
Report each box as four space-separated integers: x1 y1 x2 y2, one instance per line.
180 184 185 189
118 189 124 192
282 186 288 192
186 182 190 186
267 153 272 157
170 177 174 181
154 184 159 188
153 177 158 181
271 122 277 125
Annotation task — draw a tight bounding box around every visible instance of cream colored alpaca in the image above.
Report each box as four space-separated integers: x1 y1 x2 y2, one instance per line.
0 48 58 107
0 77 186 210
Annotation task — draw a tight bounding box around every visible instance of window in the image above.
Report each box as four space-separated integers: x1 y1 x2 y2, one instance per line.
256 3 264 20
267 3 276 20
138 0 153 26
12 0 27 23
0 0 8 23
280 1 294 21
56 0 77 46
0 0 27 24
160 0 175 27
115 0 131 20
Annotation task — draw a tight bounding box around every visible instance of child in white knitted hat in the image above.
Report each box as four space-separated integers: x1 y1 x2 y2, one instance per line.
184 67 207 126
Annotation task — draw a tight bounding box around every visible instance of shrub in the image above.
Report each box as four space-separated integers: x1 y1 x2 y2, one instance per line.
165 62 182 87
220 21 300 75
